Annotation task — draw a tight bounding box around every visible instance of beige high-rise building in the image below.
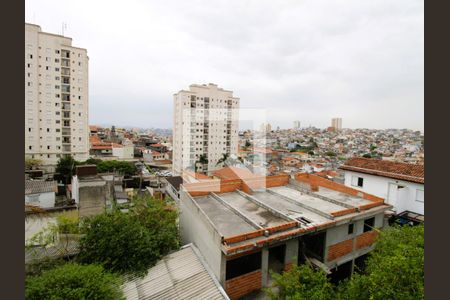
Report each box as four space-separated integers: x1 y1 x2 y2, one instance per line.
172 84 239 175
331 117 342 131
25 23 89 165
259 123 272 132
293 120 301 130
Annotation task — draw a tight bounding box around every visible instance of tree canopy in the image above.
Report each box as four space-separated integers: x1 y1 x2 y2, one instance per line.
266 225 424 300
267 263 334 300
56 155 79 183
25 263 124 300
77 195 179 276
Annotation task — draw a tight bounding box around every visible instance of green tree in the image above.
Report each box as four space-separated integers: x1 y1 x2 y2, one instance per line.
25 263 124 300
216 153 230 166
267 263 334 300
25 158 43 170
364 225 423 299
362 153 372 158
195 154 208 173
338 225 424 300
244 139 252 149
325 151 336 157
78 195 179 276
56 155 79 183
96 160 137 176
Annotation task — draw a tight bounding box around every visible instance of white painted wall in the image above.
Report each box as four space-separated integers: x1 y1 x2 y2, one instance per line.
179 189 224 281
344 171 424 215
25 192 55 208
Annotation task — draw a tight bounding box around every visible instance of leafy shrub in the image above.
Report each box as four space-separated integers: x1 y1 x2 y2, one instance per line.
77 195 179 276
25 263 124 300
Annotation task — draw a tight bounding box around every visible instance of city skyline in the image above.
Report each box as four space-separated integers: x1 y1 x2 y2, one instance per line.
26 0 424 131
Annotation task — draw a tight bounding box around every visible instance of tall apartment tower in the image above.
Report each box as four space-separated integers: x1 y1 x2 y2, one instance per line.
293 120 301 130
172 84 239 175
25 23 89 165
331 118 342 131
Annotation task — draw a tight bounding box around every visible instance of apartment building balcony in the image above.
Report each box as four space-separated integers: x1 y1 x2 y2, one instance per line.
62 145 71 152
61 50 70 58
61 67 70 76
61 59 70 67
62 128 71 136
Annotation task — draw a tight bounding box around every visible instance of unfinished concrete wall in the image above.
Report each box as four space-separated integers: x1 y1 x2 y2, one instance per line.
179 189 224 282
78 182 107 218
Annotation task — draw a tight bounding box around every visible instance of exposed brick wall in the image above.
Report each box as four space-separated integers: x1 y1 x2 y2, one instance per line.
284 262 294 272
327 238 353 262
185 175 289 197
331 208 358 217
356 231 379 250
223 229 265 244
267 221 298 234
225 270 262 300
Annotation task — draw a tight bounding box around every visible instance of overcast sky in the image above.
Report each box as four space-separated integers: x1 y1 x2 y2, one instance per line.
26 0 424 131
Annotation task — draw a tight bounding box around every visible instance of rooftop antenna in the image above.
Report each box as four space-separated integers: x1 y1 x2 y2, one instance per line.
62 22 67 36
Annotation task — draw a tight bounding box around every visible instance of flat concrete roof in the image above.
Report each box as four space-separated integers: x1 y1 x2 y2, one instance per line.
313 187 373 207
219 192 287 228
251 190 329 224
269 186 345 214
193 195 255 237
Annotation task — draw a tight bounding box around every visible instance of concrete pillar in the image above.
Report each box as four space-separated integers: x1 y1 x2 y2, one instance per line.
285 239 299 265
220 254 227 285
261 247 269 287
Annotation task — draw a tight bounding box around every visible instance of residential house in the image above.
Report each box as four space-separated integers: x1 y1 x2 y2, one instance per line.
340 157 424 216
25 180 58 208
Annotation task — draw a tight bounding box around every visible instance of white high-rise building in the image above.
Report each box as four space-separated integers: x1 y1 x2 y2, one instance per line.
331 118 342 131
25 23 89 165
172 84 239 175
293 120 301 130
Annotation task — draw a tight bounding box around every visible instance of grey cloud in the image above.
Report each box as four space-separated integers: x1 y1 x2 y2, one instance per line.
26 0 423 130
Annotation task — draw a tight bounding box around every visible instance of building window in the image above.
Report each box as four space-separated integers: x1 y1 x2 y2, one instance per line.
29 146 32 150
47 146 50 150
348 223 354 234
363 217 375 233
351 176 364 188
28 128 31 132
415 189 424 203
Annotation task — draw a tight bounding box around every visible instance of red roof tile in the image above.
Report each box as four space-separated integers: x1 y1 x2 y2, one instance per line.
340 157 424 184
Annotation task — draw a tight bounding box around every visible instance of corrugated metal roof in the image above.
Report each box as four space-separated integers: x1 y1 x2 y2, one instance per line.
122 244 229 300
25 180 57 195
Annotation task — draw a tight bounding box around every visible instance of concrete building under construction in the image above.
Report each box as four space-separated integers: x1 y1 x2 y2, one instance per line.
178 170 391 299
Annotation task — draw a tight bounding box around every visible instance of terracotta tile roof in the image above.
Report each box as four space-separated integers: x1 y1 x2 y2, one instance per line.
89 125 98 132
90 142 123 150
340 157 424 184
212 166 260 180
89 135 101 144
